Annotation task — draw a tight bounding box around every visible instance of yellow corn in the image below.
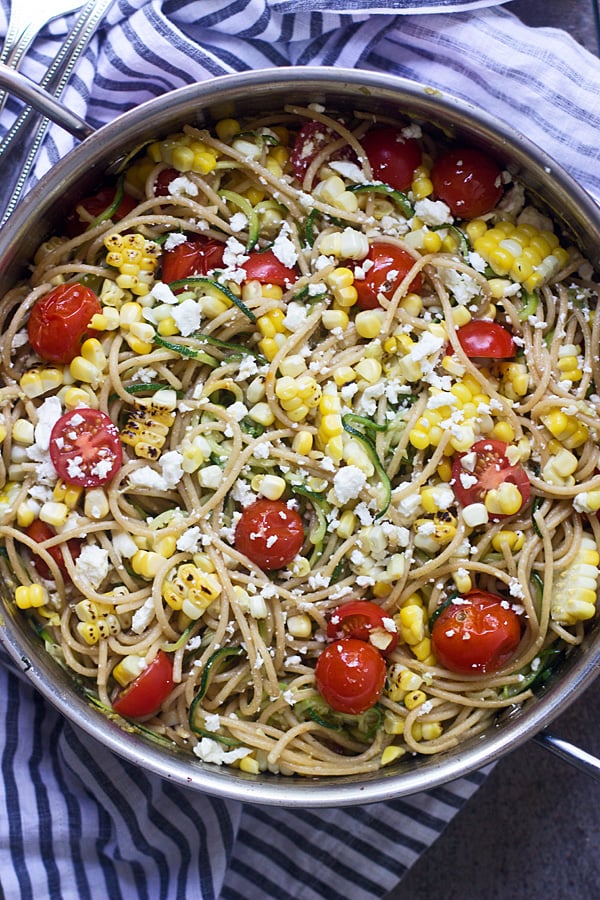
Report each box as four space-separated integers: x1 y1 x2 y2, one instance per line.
19 367 64 399
325 266 358 307
404 689 427 710
551 535 599 624
15 584 47 610
69 338 108 386
542 448 578 485
52 480 83 509
313 175 358 213
292 431 313 455
215 118 241 142
251 473 286 500
162 563 221 619
112 654 147 687
131 550 165 579
89 307 120 332
319 228 369 260
104 233 160 297
399 603 425 646
181 435 211 473
540 409 588 450
411 165 433 200
148 133 218 174
322 309 349 331
421 722 443 741
39 501 69 527
248 402 276 427
75 598 121 644
120 390 177 460
286 613 313 638
62 385 98 410
556 343 583 382
471 219 570 291
492 530 525 552
12 419 35 445
484 482 524 517
500 361 529 400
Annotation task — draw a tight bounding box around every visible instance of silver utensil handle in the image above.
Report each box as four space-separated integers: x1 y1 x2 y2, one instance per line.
0 63 92 140
534 731 600 782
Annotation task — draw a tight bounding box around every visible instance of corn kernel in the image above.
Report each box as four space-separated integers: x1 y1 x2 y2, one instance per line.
355 309 385 339
286 613 313 638
404 689 427 710
15 584 47 609
381 746 406 766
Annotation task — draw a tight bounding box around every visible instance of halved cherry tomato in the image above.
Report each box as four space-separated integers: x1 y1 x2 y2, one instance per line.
431 590 521 674
65 186 137 237
28 283 101 365
290 121 356 185
452 439 530 515
455 320 515 359
154 167 180 196
242 249 297 287
355 241 422 310
361 126 422 192
49 408 122 488
327 600 398 656
112 651 174 718
25 520 82 580
162 238 225 283
234 498 304 571
315 638 386 715
431 147 503 219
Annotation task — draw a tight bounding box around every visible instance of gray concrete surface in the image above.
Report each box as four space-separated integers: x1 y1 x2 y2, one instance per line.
387 2 600 897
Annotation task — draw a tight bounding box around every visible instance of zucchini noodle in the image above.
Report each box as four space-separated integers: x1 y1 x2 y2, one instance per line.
0 104 599 777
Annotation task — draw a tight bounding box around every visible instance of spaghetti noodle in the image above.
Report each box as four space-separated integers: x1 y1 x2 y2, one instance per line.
0 105 598 777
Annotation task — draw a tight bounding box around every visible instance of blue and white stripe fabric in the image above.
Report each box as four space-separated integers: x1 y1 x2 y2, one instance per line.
1 2 600 898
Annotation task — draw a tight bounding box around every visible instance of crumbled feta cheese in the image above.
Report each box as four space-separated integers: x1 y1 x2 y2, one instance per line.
163 232 187 251
283 302 308 332
149 281 179 305
172 298 201 336
131 597 155 634
271 222 298 269
169 175 199 197
192 737 251 765
176 526 202 553
414 198 453 227
333 466 367 504
74 545 109 589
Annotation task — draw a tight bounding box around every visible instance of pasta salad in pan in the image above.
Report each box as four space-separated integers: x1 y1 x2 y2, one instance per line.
0 104 599 776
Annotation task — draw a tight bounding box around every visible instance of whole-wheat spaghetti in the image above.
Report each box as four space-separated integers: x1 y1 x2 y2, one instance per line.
0 105 598 777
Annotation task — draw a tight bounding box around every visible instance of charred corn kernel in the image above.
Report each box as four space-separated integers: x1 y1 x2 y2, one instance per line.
399 604 425 646
149 133 218 173
20 367 64 398
104 233 160 297
132 550 165 579
355 309 385 339
52 480 83 509
112 654 147 687
248 402 276 427
383 710 405 734
121 392 177 460
314 175 358 213
354 358 382 384
12 419 35 445
484 482 523 517
292 430 313 455
215 117 240 141
551 535 599 624
89 307 120 331
492 529 525 552
162 563 221 619
404 689 427 710
252 473 286 500
286 613 312 638
414 510 457 550
398 669 422 692
75 599 120 644
39 501 69 527
15 584 47 610
319 228 369 260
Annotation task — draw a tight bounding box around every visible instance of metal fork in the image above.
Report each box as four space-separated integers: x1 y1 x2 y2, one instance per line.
0 0 116 223
0 0 87 116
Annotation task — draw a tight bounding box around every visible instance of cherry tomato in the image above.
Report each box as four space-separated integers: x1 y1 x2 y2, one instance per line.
355 241 422 310
28 283 102 365
25 520 82 580
49 408 122 488
327 600 398 656
360 126 422 192
162 238 225 283
452 439 530 515
431 590 521 674
290 121 356 185
112 651 174 718
315 638 386 715
456 320 515 359
154 167 180 196
65 186 137 237
234 499 304 571
431 147 503 219
242 249 297 287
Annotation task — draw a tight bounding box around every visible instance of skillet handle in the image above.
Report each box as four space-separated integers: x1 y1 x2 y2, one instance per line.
534 731 600 782
0 63 93 141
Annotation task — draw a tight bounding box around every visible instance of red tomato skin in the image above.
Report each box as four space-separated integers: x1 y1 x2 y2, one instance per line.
451 438 531 515
456 321 515 359
290 121 356 185
315 638 386 715
162 238 225 283
242 250 297 287
154 167 180 196
112 651 174 718
49 408 123 488
327 600 399 656
431 590 521 674
355 242 422 310
25 520 82 580
235 499 304 571
28 283 102 365
361 126 422 192
65 187 137 237
431 147 503 219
